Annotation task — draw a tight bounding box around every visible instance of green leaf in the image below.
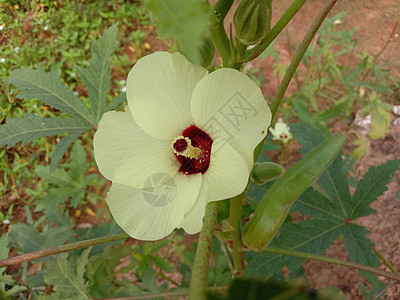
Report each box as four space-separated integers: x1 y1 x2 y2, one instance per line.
290 123 326 155
87 244 132 297
68 142 87 185
352 136 370 159
207 278 346 300
343 225 380 284
369 105 391 139
10 224 72 261
317 156 351 218
76 24 118 123
245 124 397 287
245 218 343 277
360 281 387 300
35 165 75 186
44 250 90 300
292 187 343 220
0 114 91 148
349 159 400 219
4 68 93 124
0 233 9 275
50 131 84 173
145 0 211 64
243 133 346 251
141 263 160 292
106 92 127 112
149 255 173 273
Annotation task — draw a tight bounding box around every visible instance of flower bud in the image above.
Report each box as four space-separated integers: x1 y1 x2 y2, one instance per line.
234 0 271 46
250 162 285 186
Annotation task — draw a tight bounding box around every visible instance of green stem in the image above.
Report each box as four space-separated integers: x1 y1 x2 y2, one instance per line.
270 0 338 118
264 247 400 282
229 192 246 275
244 0 307 63
211 0 234 65
279 143 287 165
189 201 219 300
0 233 128 267
373 247 398 274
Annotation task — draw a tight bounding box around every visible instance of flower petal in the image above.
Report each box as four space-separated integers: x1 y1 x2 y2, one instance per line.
191 68 271 169
94 108 178 188
180 187 208 234
106 173 202 240
127 52 208 140
203 139 249 201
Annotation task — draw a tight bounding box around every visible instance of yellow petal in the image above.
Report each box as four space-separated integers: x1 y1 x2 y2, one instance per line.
94 108 178 189
127 52 208 140
180 187 208 234
106 173 202 240
203 139 249 201
191 68 271 169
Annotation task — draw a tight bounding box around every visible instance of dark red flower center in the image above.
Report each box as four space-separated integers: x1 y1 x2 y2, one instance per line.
173 125 213 175
173 138 188 153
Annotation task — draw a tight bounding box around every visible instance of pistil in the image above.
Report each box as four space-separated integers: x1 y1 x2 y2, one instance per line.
171 136 202 159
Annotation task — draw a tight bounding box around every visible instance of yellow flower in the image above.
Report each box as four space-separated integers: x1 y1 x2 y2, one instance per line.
94 52 271 240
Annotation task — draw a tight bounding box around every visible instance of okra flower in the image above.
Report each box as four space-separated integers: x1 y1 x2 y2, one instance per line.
94 52 271 240
269 120 293 144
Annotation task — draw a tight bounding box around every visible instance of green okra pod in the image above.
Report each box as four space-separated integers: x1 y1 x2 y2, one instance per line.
243 133 346 251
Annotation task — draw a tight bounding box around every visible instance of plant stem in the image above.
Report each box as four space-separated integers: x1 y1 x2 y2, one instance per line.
373 247 398 274
279 143 287 165
244 0 307 63
211 0 234 65
264 247 400 282
189 201 219 300
270 0 338 118
279 0 301 90
0 233 128 267
229 192 246 275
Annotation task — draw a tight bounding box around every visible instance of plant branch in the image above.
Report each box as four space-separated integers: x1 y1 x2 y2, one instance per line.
270 0 338 118
211 0 233 65
0 233 128 267
229 191 246 275
189 201 219 300
264 247 400 282
373 247 398 274
244 0 307 63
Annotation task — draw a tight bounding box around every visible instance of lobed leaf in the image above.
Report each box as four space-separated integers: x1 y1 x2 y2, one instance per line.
350 159 400 219
44 251 90 300
50 131 84 173
245 218 343 277
76 24 118 123
4 68 93 124
0 114 91 148
343 224 380 284
105 92 127 112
